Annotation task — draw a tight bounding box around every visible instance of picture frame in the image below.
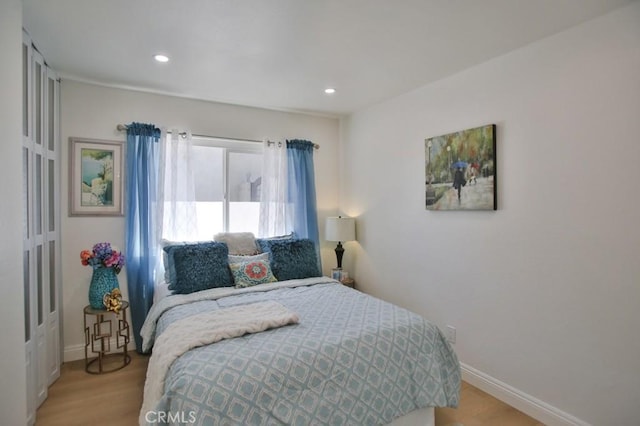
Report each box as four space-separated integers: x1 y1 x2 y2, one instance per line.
332 268 342 281
69 137 124 216
332 269 350 282
425 124 497 211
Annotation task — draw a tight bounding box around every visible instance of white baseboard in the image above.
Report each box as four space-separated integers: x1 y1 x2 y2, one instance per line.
63 340 132 363
461 363 591 426
64 343 86 362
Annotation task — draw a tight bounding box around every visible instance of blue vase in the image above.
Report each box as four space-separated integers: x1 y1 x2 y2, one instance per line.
89 268 119 309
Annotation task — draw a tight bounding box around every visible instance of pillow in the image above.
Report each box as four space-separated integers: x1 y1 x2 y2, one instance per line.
161 239 188 284
163 241 233 294
228 252 270 264
229 258 277 288
258 232 295 241
213 232 259 255
256 238 321 281
153 280 173 305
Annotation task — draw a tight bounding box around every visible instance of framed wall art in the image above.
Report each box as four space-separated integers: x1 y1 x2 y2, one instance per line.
69 137 124 216
425 124 496 211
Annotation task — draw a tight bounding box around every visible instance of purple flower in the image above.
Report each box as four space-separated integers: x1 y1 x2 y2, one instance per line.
80 242 125 274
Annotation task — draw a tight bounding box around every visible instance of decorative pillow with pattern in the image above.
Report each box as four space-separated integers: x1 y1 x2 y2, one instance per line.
229 258 277 288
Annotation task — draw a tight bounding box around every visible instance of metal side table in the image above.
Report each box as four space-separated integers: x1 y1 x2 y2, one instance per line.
83 301 131 374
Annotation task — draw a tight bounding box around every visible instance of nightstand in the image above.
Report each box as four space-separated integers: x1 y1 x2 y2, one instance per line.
83 301 131 374
341 278 356 289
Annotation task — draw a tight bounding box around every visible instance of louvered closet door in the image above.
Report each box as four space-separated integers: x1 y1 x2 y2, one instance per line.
44 66 61 386
22 33 37 425
32 47 49 409
23 31 62 425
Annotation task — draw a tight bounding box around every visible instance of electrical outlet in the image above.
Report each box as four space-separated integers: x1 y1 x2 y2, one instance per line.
446 325 456 344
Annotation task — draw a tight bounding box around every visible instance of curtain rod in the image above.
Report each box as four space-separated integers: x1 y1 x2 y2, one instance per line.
116 124 319 149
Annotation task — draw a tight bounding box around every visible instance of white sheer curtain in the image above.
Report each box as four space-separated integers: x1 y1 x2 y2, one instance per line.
156 129 198 242
259 140 291 237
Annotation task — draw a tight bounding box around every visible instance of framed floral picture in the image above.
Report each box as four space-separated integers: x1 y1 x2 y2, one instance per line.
69 137 124 216
425 124 497 211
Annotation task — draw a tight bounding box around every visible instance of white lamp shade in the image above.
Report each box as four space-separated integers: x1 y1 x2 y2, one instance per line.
325 217 356 242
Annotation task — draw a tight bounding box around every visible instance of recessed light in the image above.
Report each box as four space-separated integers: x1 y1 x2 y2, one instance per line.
154 54 170 63
324 88 336 94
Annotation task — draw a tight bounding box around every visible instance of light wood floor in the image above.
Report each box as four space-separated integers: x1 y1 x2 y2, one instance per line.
36 352 543 426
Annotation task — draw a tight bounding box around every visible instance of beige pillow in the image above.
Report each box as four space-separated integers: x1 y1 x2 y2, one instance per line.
213 232 259 255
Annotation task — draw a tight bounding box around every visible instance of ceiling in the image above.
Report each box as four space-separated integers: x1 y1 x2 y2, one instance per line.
23 0 634 117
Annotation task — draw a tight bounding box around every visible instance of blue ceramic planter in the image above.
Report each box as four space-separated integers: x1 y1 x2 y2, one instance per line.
88 268 119 309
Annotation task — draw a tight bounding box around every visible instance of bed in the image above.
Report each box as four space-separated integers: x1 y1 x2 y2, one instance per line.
140 236 460 425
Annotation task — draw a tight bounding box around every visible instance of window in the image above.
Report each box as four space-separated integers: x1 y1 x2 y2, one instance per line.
190 136 262 240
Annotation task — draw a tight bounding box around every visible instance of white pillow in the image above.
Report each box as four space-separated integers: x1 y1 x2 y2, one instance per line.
228 252 270 264
153 280 173 305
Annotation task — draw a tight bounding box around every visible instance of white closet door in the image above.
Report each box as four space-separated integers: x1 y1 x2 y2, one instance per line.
23 31 62 425
22 32 36 426
32 47 48 409
45 67 61 386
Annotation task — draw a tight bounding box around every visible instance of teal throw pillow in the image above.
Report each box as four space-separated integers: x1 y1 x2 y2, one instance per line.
256 238 320 281
164 241 233 294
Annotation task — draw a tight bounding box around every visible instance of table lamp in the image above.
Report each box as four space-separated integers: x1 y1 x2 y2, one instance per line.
325 216 356 269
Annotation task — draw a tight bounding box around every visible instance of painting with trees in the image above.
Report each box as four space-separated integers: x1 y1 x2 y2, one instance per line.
425 124 496 210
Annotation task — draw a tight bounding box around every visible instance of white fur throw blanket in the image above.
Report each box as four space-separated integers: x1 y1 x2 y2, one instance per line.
139 301 299 424
141 276 333 352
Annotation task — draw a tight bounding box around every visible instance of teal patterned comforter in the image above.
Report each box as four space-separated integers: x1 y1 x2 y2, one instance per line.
144 278 460 425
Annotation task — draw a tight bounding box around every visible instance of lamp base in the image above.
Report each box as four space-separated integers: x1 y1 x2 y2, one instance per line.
334 242 345 269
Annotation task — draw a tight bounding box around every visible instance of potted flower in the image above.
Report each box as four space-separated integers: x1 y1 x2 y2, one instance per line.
80 242 125 309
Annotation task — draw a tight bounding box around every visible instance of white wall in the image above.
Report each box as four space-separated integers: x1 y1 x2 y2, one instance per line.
340 4 640 426
60 81 340 360
0 0 28 424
